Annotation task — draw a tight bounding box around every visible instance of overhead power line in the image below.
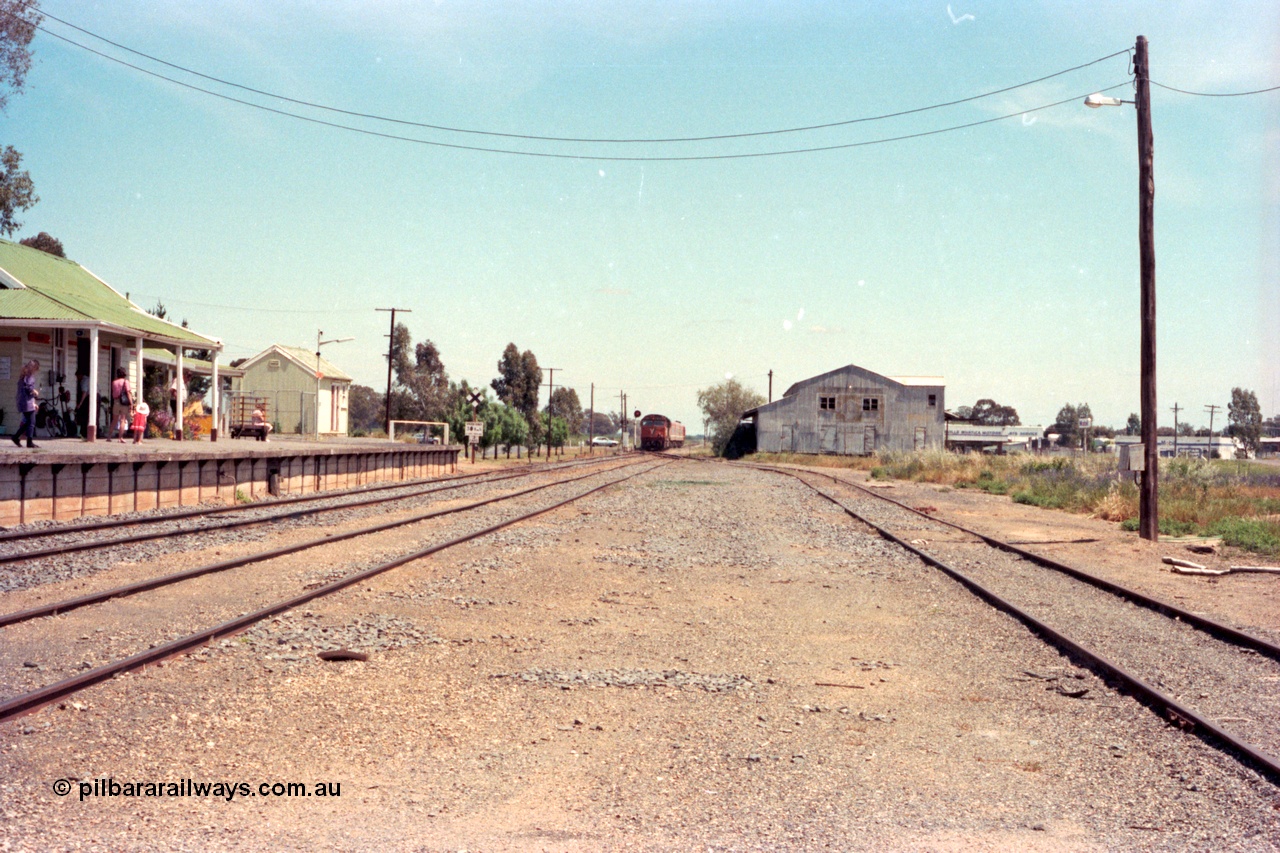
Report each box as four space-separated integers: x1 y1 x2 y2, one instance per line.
28 9 1131 144
1151 79 1280 97
25 25 1142 161
131 294 338 314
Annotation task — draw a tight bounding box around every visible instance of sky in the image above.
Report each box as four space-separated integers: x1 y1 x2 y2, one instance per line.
5 1 1278 432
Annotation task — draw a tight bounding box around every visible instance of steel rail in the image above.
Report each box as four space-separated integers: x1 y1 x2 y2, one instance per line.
0 459 667 721
0 451 627 543
0 453 632 564
0 458 646 628
755 463 1280 786
746 462 1280 664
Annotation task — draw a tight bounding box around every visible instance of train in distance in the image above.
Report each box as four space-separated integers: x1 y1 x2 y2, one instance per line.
639 414 686 451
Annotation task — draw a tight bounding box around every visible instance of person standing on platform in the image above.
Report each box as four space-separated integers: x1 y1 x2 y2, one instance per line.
12 360 40 449
170 371 187 417
132 401 149 445
75 370 90 439
110 367 132 443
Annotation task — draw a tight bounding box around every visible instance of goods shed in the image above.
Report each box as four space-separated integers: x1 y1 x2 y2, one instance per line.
747 364 944 455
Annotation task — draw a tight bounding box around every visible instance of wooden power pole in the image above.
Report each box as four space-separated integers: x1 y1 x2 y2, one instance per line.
540 368 561 459
1205 404 1221 457
376 307 411 437
1135 35 1158 542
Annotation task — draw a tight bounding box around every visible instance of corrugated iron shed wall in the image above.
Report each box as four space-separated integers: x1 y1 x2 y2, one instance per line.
754 364 944 455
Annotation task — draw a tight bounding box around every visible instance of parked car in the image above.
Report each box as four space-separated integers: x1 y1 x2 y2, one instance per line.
591 437 619 446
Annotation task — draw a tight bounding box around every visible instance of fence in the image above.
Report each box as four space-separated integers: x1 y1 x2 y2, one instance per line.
221 390 316 436
389 420 450 445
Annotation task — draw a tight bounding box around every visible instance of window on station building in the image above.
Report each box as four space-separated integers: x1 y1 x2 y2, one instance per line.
928 394 937 407
818 396 836 410
862 397 880 412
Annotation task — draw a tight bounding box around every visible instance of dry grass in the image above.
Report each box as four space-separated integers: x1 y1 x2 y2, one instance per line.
1092 484 1139 521
752 448 1280 556
753 452 880 471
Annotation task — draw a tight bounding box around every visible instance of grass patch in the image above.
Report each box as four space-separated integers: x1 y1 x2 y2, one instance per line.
1205 517 1280 557
652 479 720 488
754 452 880 472
1119 516 1201 538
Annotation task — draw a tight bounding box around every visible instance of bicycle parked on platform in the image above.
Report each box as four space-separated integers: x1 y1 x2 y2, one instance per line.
36 398 66 439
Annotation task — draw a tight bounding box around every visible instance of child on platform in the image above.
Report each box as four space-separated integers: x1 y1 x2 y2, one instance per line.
132 401 150 445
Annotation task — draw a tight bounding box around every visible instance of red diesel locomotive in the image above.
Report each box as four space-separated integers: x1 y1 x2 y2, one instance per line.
639 414 686 451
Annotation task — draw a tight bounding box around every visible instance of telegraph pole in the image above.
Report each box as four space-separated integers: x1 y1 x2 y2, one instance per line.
1135 35 1159 542
588 383 595 454
1205 404 1221 458
620 391 627 450
1170 403 1181 456
540 368 561 459
376 308 411 437
768 370 773 403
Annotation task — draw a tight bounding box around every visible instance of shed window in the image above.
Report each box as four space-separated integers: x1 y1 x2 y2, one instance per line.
819 396 836 410
267 359 281 371
862 397 880 412
928 394 937 407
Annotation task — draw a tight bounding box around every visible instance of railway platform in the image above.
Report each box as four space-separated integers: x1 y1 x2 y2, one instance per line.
0 435 460 527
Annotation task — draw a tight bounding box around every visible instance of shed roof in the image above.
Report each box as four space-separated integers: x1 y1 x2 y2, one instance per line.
780 363 943 398
239 344 352 382
0 239 219 348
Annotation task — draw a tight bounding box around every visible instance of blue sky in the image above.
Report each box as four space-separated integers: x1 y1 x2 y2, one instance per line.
6 1 1278 431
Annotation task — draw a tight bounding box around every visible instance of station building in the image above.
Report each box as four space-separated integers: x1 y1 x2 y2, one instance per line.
746 364 945 455
0 238 223 440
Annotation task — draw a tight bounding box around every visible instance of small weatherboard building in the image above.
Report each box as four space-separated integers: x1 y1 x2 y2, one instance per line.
234 345 351 436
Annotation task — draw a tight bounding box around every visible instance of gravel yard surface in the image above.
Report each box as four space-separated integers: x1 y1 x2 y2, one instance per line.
1 459 1278 850
802 472 1280 775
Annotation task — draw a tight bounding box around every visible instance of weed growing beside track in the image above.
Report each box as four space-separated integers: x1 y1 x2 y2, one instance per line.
755 450 1280 558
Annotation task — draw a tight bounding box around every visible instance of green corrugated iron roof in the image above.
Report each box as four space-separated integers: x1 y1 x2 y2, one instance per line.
143 347 244 377
0 239 218 347
0 288 89 321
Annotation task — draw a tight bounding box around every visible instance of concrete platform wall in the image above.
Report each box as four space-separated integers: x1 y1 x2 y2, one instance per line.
0 447 458 527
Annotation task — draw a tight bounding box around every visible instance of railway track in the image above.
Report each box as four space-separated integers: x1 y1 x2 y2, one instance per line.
733 460 1280 786
0 452 635 567
0 456 664 720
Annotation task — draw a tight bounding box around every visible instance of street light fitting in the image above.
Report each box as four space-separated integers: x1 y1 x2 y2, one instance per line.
1084 93 1132 108
314 331 354 439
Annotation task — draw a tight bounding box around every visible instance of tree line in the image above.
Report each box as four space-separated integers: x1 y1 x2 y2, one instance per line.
347 327 623 453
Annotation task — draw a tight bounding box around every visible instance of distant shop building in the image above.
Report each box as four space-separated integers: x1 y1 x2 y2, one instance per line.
745 364 945 455
1112 434 1241 459
945 423 1047 453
